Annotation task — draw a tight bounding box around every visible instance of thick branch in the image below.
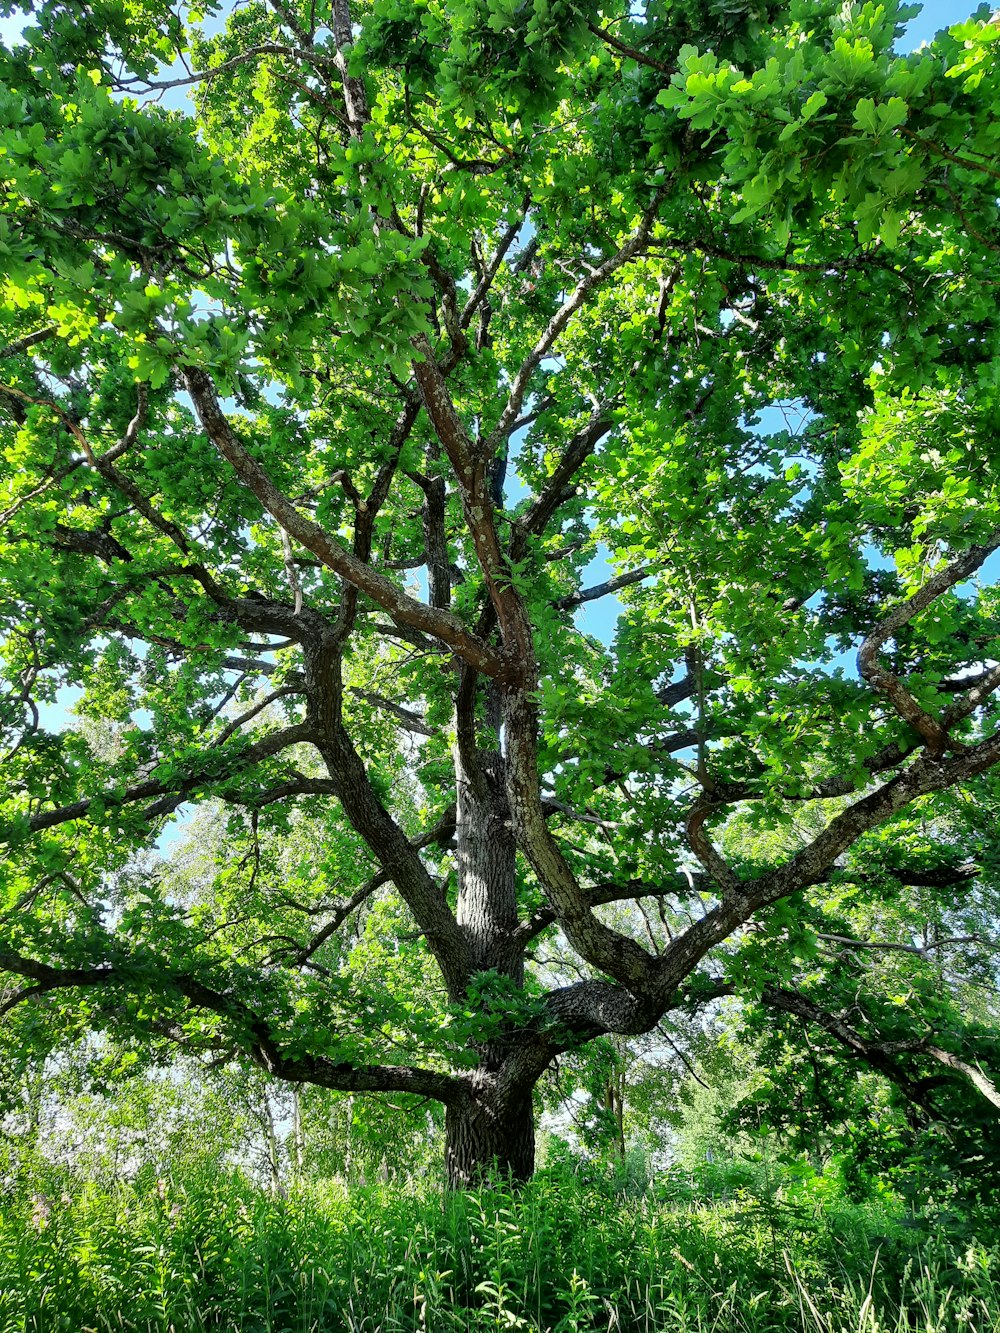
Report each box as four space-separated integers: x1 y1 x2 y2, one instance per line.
0 949 463 1104
761 986 1000 1117
329 0 368 134
183 366 506 677
749 730 1000 913
0 326 58 359
519 407 613 539
924 1046 1000 1111
504 691 656 991
410 340 535 668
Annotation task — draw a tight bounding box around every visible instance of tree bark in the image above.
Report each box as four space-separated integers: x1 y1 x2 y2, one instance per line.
291 1088 305 1182
605 1070 626 1160
262 1090 286 1197
445 1076 535 1186
455 740 521 981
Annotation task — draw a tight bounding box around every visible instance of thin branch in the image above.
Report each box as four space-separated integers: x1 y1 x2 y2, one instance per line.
0 326 59 359
587 21 674 73
556 563 658 609
280 527 304 615
761 985 1000 1117
657 1024 709 1087
350 689 436 737
113 43 337 94
857 529 1000 753
899 127 1000 183
486 188 668 455
294 874 385 965
17 722 316 833
519 406 614 539
210 686 303 749
461 199 531 330
818 932 993 957
512 873 700 949
646 237 883 274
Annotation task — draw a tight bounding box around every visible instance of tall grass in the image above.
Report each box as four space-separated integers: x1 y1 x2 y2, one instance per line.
0 1154 997 1333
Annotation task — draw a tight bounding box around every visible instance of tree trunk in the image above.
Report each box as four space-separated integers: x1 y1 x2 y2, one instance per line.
448 684 538 1184
262 1090 286 1197
605 1073 626 1160
455 742 521 980
291 1088 305 1182
343 1093 355 1183
445 1079 535 1186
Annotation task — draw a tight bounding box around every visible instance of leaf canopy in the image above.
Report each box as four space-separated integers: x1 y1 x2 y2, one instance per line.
2 0 1000 1177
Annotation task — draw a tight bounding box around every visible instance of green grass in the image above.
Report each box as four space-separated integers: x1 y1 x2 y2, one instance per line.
0 1155 997 1333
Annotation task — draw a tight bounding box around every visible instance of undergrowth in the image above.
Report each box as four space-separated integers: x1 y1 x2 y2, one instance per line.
0 1151 997 1333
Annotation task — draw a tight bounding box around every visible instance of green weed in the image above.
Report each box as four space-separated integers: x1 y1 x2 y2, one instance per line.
0 1155 997 1333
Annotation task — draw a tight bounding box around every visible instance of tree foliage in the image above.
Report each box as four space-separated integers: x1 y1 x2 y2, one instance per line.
2 0 1000 1181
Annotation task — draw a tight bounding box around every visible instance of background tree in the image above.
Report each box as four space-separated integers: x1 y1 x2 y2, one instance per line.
2 0 1000 1184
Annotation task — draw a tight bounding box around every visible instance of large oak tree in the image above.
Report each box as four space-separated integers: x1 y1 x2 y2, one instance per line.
2 0 1000 1183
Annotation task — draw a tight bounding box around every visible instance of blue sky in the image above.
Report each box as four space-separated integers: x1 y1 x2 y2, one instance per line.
904 0 986 43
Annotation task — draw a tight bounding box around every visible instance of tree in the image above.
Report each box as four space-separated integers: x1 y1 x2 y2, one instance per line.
2 0 1000 1186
